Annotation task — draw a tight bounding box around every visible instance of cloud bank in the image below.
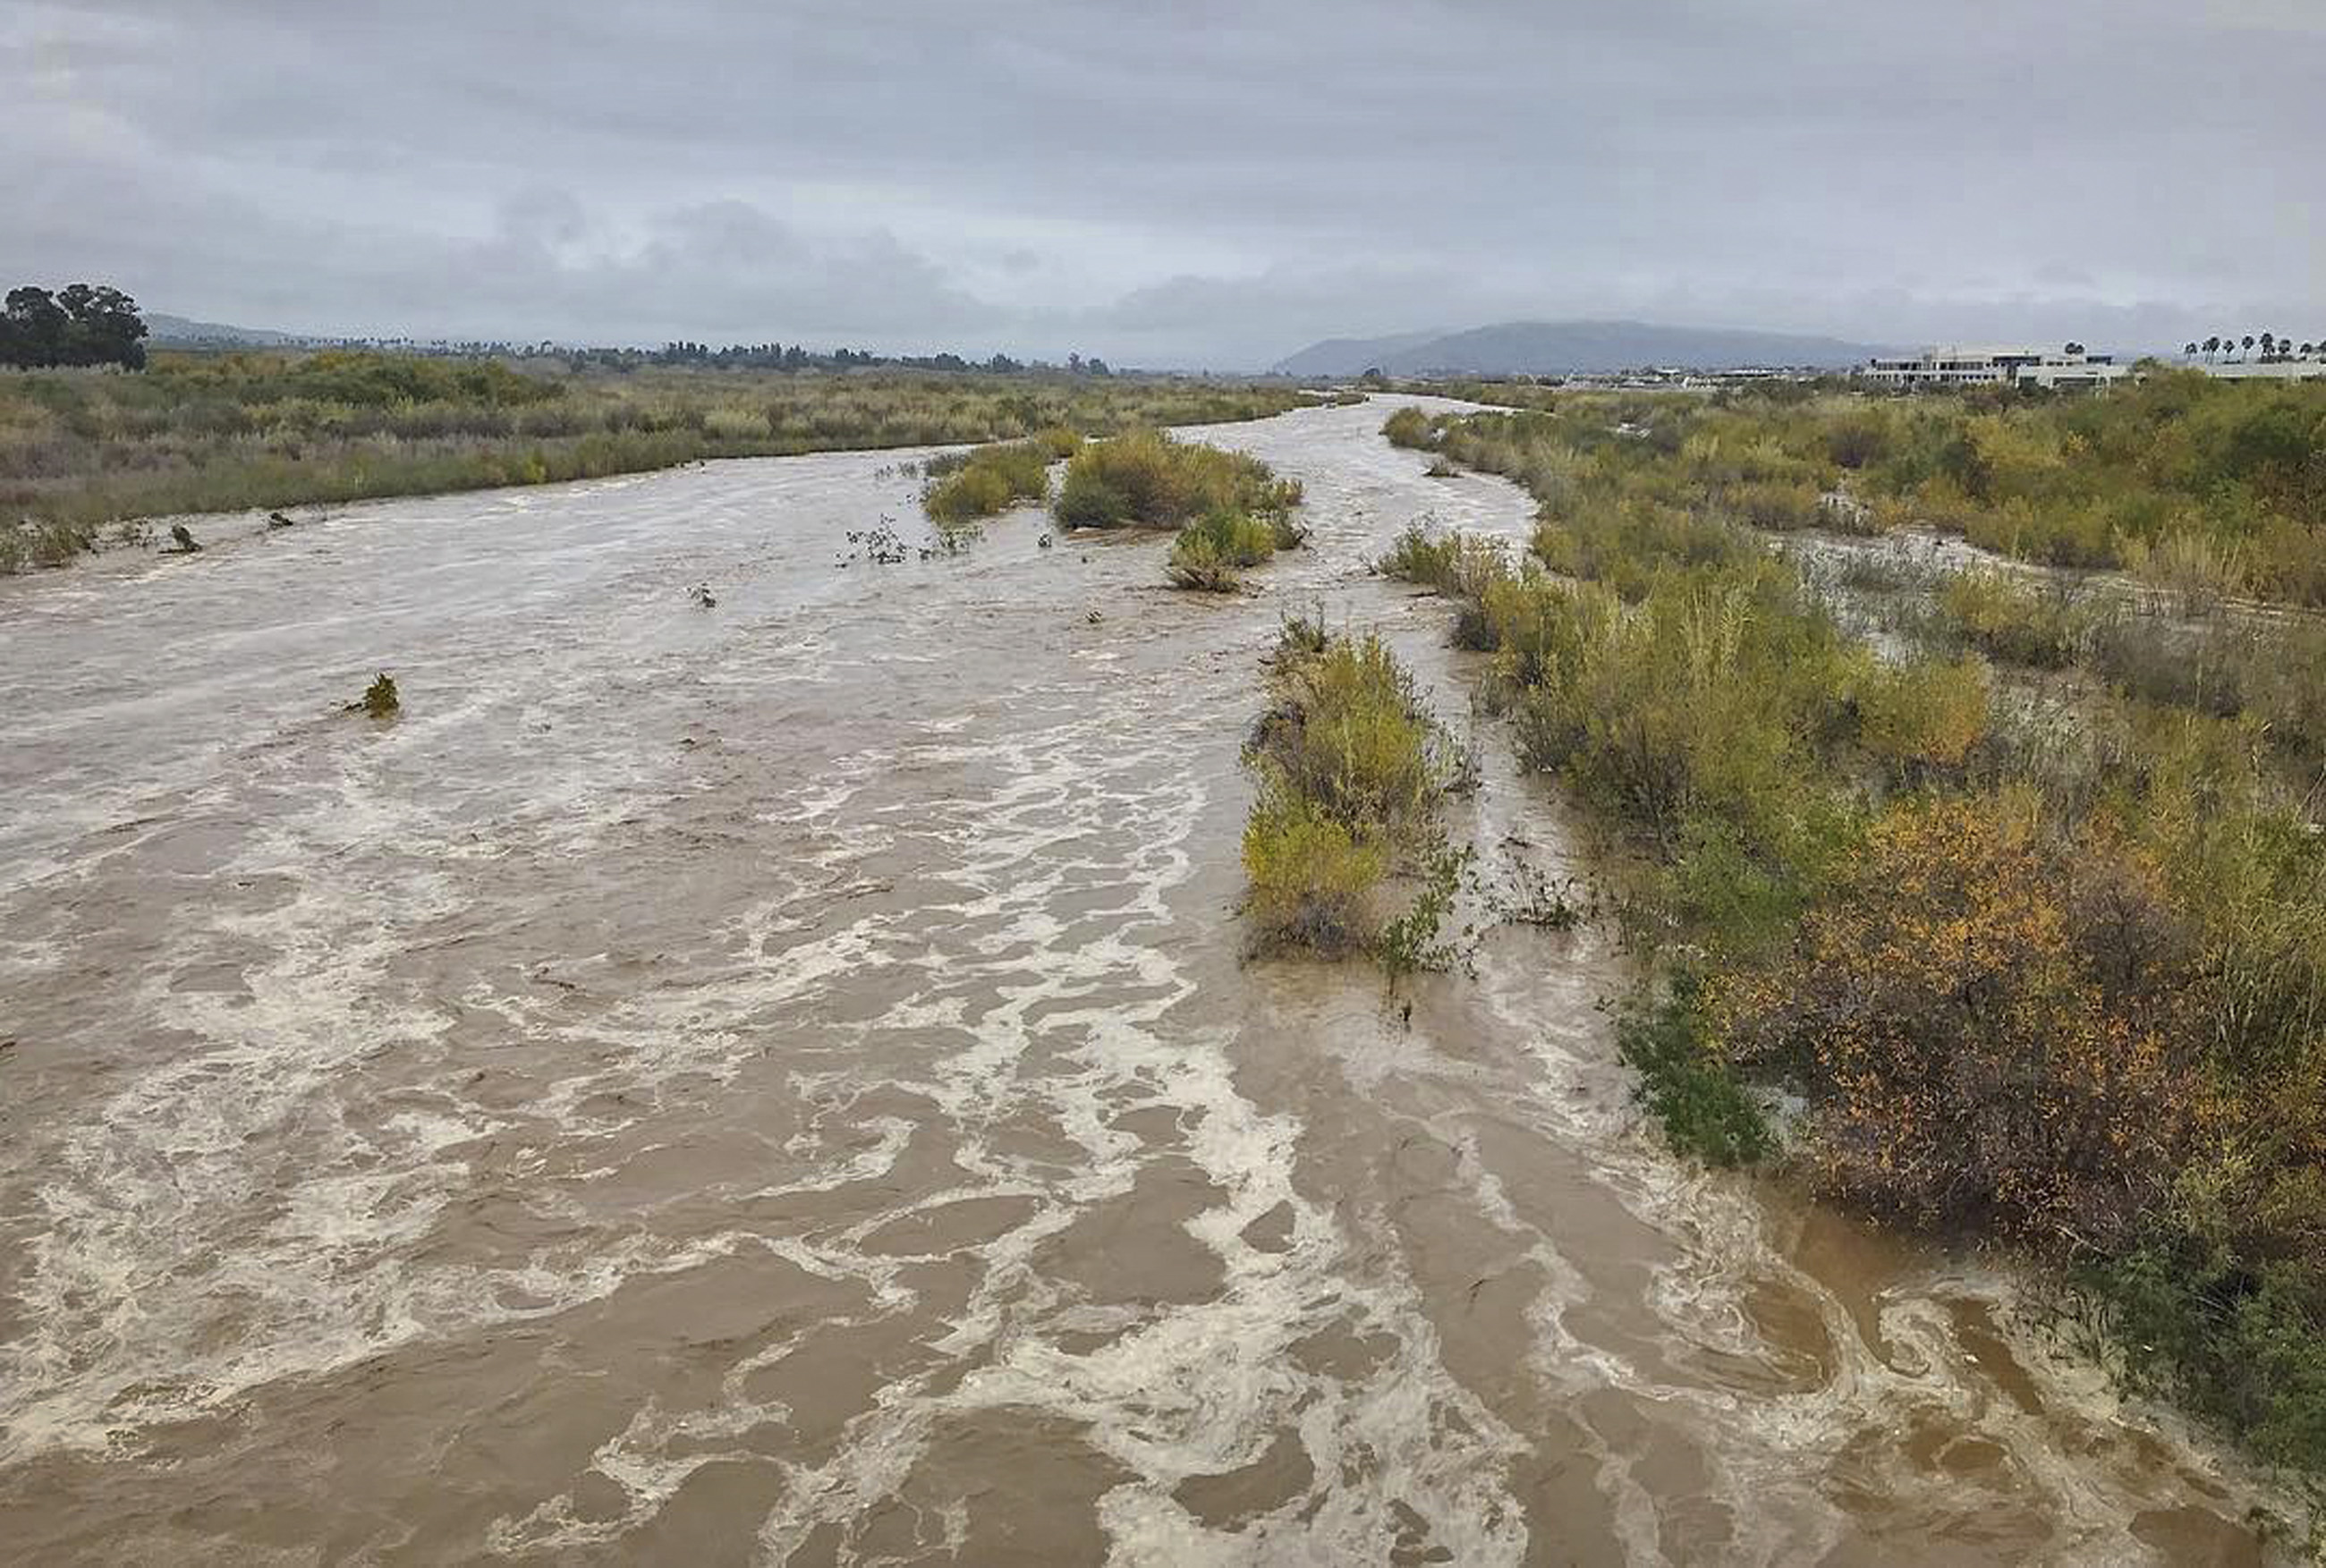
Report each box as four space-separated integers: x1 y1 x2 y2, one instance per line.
4 0 2319 366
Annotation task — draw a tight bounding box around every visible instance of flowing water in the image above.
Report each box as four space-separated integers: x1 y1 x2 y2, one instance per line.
0 397 2286 1564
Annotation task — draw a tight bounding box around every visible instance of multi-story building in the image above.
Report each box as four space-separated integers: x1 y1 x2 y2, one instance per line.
1863 345 2130 390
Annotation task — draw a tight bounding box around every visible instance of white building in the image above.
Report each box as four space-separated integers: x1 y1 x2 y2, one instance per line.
2195 359 2326 382
1863 346 2132 391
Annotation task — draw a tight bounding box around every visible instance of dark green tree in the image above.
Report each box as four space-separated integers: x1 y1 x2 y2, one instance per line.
1 286 68 366
0 282 147 369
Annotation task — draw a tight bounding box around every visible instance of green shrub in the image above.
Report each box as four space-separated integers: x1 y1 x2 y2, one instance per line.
1242 631 1457 956
1242 788 1386 954
1052 428 1298 529
1725 479 1824 531
1381 406 1437 449
1617 979 1770 1167
1936 567 2090 667
1855 656 1991 775
1166 508 1281 592
360 672 400 717
924 437 1054 522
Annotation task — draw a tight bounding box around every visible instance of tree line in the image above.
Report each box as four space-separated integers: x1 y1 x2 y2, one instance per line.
0 283 149 369
2184 332 2321 363
580 342 1114 376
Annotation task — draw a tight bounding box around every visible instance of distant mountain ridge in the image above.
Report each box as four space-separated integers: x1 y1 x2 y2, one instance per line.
1274 318 1888 377
146 312 323 347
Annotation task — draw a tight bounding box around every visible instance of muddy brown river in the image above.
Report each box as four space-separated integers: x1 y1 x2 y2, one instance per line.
0 397 2287 1564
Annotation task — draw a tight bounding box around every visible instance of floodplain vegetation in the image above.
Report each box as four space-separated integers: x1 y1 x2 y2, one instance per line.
920 428 1082 523
915 423 1313 591
0 350 1335 572
1240 619 1471 970
1037 427 1309 593
1381 380 2326 1484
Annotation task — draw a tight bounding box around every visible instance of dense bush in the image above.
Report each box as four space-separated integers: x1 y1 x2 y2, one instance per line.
1716 794 2199 1246
1241 630 1459 954
1855 656 1991 775
1053 428 1302 529
1935 567 2092 667
1381 406 1438 449
922 435 1068 523
1166 507 1298 593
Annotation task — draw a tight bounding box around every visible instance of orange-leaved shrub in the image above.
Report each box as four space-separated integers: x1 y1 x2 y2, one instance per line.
1715 792 2200 1250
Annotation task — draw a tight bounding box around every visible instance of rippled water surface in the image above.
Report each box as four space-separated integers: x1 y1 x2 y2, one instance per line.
0 398 2282 1563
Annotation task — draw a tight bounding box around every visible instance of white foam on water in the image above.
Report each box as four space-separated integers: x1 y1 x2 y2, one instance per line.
2 398 2296 1564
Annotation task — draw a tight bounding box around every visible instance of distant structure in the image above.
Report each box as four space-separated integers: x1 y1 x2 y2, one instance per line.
2193 359 2326 382
1863 345 2131 391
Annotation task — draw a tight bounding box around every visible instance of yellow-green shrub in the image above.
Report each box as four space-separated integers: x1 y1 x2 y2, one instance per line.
1857 656 1991 773
1054 428 1298 528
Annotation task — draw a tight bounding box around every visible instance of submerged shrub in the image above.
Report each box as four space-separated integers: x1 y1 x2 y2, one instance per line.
923 437 1055 522
0 517 100 571
360 671 400 717
1054 428 1298 529
1242 631 1458 956
1617 979 1770 1167
1167 508 1278 592
1381 406 1438 449
1242 788 1386 954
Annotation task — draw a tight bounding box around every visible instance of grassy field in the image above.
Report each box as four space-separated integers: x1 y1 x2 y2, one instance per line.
1384 382 2326 1479
0 351 1339 572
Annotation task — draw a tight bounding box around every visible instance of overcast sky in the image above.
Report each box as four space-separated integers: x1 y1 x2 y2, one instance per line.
4 0 2322 367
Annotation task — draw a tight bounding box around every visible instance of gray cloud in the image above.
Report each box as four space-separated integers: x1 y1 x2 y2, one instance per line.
3 0 2319 366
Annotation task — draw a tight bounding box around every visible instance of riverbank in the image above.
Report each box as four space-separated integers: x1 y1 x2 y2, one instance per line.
1383 388 2326 1504
0 351 1343 573
0 394 2292 1562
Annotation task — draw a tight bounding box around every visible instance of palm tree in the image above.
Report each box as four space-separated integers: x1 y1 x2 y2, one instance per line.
2204 335 2222 360
2261 333 2276 360
2184 342 2199 359
2243 334 2257 360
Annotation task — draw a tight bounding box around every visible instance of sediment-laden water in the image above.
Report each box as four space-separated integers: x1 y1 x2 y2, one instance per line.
0 398 2283 1564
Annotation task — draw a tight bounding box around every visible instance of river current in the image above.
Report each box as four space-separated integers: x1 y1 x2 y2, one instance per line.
0 397 2279 1564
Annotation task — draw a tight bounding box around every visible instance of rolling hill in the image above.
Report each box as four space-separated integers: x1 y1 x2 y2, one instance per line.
1274 319 1886 377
